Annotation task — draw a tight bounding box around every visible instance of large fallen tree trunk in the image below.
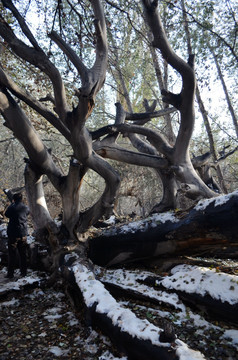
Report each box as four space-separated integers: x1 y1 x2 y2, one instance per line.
89 191 238 266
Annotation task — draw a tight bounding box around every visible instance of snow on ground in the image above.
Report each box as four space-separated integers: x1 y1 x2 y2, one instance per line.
43 306 64 321
48 346 70 357
0 267 43 293
1 191 238 359
101 264 238 311
0 297 19 308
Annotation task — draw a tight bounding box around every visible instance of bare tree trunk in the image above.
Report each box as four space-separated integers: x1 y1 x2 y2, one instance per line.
61 161 86 238
150 169 178 213
211 47 238 139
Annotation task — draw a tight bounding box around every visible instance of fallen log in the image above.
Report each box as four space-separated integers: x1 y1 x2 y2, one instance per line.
60 253 206 360
89 191 238 266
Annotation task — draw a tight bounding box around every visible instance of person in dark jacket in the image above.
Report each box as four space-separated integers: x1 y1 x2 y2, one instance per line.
5 192 30 278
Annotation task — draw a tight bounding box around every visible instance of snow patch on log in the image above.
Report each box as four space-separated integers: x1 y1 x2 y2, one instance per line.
101 212 179 236
73 263 167 346
195 190 238 211
159 264 238 305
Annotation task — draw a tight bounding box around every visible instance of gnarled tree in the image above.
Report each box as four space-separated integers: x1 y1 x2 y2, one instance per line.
0 0 121 243
0 0 221 245
1 1 237 359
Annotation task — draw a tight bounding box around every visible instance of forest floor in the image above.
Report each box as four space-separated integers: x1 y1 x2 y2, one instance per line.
0 260 238 360
0 266 124 360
